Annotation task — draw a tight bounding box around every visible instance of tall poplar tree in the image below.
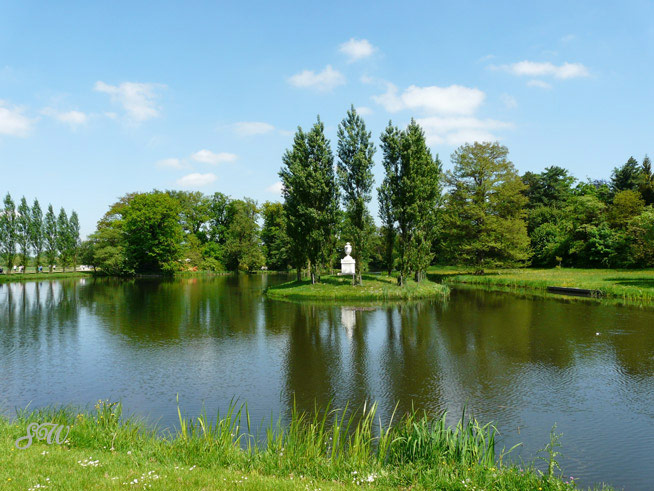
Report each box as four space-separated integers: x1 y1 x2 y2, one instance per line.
377 180 395 275
44 205 58 272
57 208 70 272
379 120 442 284
30 199 44 271
279 117 339 284
337 105 376 284
69 211 81 271
1 193 17 272
17 197 31 270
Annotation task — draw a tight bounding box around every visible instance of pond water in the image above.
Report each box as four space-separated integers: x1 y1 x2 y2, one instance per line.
1 275 654 489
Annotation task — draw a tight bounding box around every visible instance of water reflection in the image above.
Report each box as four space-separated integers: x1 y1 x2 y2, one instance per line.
1 276 654 489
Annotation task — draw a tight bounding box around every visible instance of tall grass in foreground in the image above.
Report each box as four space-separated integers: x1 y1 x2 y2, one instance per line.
2 399 596 489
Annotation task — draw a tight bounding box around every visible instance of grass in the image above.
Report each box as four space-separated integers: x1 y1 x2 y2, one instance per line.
0 399 601 490
429 266 654 305
266 274 450 302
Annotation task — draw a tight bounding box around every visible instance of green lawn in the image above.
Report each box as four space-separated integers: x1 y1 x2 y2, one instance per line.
0 270 93 284
266 273 449 302
429 266 654 304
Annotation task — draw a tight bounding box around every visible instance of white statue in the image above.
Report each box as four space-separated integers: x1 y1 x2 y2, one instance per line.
341 242 355 275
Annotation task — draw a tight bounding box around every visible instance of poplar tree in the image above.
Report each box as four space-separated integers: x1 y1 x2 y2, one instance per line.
69 211 81 271
280 117 339 284
30 199 44 271
1 193 17 272
16 197 31 270
337 105 375 284
44 205 58 272
57 208 70 272
377 180 395 275
379 120 442 284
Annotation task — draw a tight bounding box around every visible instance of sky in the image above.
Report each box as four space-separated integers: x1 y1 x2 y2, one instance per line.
1 0 653 237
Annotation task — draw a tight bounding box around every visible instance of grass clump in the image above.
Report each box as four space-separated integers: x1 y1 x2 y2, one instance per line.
0 398 607 490
266 274 449 302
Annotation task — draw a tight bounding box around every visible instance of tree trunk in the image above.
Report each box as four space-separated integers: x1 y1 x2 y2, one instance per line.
296 267 301 282
397 273 403 286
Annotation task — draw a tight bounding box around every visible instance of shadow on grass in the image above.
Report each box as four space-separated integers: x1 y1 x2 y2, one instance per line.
605 278 654 289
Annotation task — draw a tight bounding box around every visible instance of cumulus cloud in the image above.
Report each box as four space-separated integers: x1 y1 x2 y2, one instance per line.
94 81 163 122
176 173 217 188
266 181 284 194
233 121 275 136
288 65 345 91
42 108 88 127
191 149 237 165
527 80 552 89
498 61 589 79
0 101 31 136
415 117 514 146
156 158 185 169
355 106 373 116
339 38 375 62
372 83 485 115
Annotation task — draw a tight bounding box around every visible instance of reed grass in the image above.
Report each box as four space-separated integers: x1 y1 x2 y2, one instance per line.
0 398 609 489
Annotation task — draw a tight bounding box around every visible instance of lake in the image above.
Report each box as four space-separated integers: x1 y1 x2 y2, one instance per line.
1 274 653 489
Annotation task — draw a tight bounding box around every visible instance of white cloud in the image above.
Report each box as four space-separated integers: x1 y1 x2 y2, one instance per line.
42 108 88 127
339 38 375 62
415 116 513 146
176 173 217 188
94 81 163 122
266 181 284 194
191 149 237 165
288 65 345 91
0 101 31 136
355 106 373 116
156 158 185 169
527 79 552 89
372 83 485 115
500 94 517 109
233 121 275 136
499 61 589 79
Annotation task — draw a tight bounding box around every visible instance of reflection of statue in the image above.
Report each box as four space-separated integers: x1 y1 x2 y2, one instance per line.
341 242 355 275
341 307 356 338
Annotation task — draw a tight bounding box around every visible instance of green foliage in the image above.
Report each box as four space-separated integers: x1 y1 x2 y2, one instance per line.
379 120 442 284
29 199 44 269
279 117 339 283
122 192 184 274
523 166 576 209
1 193 17 270
337 105 376 283
443 142 530 269
56 208 70 271
261 201 290 270
89 224 127 275
639 155 654 205
16 197 31 268
611 156 641 193
44 204 58 271
224 198 265 272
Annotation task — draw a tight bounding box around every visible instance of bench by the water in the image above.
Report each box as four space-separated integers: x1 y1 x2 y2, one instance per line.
547 286 604 298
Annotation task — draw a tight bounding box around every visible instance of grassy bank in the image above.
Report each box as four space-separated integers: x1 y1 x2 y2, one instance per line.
0 271 93 284
0 400 596 490
430 266 654 304
266 274 449 302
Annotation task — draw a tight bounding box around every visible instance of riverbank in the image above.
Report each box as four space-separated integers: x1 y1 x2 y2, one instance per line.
0 271 93 284
0 400 589 490
430 266 654 305
266 274 449 302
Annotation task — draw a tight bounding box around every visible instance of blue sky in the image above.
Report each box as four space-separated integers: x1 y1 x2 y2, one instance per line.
1 0 653 237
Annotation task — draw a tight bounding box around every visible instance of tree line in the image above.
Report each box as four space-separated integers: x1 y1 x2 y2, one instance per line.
29 106 654 278
0 193 81 273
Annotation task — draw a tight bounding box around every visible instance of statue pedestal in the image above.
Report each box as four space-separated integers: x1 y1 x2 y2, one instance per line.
340 255 355 275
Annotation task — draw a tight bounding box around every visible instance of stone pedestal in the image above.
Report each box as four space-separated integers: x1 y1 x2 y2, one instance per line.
340 242 356 275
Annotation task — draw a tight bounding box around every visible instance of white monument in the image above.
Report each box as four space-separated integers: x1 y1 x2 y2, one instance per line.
340 242 356 275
